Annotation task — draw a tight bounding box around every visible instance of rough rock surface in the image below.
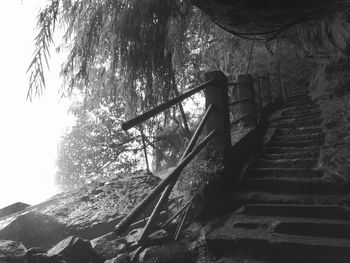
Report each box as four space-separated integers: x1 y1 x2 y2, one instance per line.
192 0 345 33
199 74 350 262
192 1 350 55
310 59 350 180
0 203 30 219
91 233 127 260
105 254 130 263
138 242 192 263
0 212 70 249
0 240 27 263
47 236 103 263
0 171 164 248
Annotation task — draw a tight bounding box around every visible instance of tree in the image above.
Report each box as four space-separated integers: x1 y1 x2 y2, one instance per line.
56 91 143 191
29 0 280 190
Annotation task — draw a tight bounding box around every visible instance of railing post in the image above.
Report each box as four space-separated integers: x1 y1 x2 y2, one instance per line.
276 60 286 100
236 74 257 126
140 131 150 172
204 71 230 163
258 75 263 112
266 72 273 103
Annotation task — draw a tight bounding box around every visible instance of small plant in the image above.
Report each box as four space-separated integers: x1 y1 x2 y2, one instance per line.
176 152 225 203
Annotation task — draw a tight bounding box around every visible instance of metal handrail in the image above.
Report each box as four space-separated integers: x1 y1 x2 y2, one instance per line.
114 129 216 236
122 79 215 131
116 69 276 242
138 104 214 241
118 77 218 241
174 205 189 240
161 193 198 228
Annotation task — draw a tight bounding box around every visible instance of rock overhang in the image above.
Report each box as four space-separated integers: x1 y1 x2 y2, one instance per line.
192 1 347 35
192 0 350 53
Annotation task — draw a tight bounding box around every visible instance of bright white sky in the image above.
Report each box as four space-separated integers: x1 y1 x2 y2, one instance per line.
0 1 73 208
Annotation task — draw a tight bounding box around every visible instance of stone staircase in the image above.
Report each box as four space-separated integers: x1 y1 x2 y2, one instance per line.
206 91 350 262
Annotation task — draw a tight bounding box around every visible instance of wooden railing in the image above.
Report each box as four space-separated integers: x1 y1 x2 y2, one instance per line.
115 70 277 244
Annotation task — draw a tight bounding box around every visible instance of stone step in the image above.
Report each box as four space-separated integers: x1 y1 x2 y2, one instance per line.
246 168 323 179
281 109 322 118
260 151 320 160
206 206 350 262
287 90 309 96
206 226 350 263
281 107 321 116
275 221 350 240
275 126 323 136
288 93 309 99
271 118 323 129
280 103 319 111
241 178 350 195
274 132 325 142
228 214 350 240
268 138 324 147
286 94 310 101
270 113 322 123
237 204 350 220
282 99 314 108
252 158 317 169
263 145 320 155
230 214 350 233
233 191 350 206
275 117 323 124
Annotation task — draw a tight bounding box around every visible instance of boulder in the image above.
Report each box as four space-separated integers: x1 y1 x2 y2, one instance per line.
125 228 142 247
0 203 30 219
47 236 104 263
0 170 170 248
0 240 27 263
0 212 71 249
139 229 173 247
139 242 192 263
105 254 130 263
91 233 127 260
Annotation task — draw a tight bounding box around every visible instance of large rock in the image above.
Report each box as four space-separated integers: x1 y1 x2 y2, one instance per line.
310 60 350 181
139 229 173 247
192 0 334 34
0 203 30 219
329 13 350 54
47 236 104 263
0 240 27 263
139 242 192 263
0 212 71 249
91 232 127 260
0 171 169 248
105 254 130 263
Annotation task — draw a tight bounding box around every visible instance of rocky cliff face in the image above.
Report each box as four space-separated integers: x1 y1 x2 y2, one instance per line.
0 202 29 218
192 0 350 55
192 0 332 32
0 171 168 249
310 59 350 181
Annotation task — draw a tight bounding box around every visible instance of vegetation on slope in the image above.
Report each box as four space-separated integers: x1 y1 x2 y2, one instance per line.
28 0 322 192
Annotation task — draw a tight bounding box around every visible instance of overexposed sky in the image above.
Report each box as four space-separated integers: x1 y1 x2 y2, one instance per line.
0 1 73 208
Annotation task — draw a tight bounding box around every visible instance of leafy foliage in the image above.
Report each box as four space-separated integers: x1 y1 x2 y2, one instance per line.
29 1 292 191
56 94 141 191
27 0 59 100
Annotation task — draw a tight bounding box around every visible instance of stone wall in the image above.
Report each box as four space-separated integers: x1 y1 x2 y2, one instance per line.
310 59 350 180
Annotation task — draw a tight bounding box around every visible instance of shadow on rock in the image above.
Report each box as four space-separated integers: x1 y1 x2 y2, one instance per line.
0 212 71 249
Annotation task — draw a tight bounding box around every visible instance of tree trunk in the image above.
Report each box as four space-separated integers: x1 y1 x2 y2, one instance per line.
171 72 191 139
